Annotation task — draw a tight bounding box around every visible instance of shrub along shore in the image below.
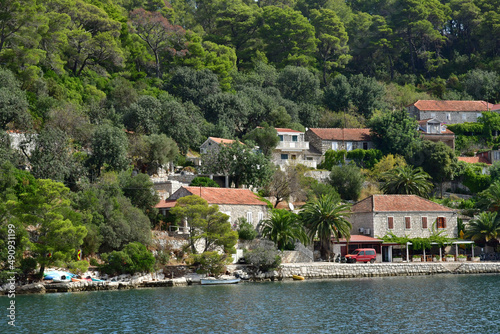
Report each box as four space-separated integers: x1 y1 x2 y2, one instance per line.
4 262 500 295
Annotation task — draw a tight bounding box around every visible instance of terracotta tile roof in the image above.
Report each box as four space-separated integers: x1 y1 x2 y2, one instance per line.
410 100 495 112
155 200 177 209
182 187 267 206
275 128 303 133
351 195 454 213
493 104 500 111
336 235 383 243
208 137 241 145
274 201 306 210
457 156 491 165
308 128 372 141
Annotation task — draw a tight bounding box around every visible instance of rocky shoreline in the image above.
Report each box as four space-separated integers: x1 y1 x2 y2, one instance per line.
4 262 500 295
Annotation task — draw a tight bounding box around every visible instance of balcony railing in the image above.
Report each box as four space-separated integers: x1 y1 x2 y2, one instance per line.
276 141 309 150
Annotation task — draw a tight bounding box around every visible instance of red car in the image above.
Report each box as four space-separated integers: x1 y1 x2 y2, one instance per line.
345 248 377 263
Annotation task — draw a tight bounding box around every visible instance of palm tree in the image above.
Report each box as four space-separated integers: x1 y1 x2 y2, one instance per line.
261 209 309 251
380 165 433 198
465 211 500 249
480 181 500 212
299 194 352 260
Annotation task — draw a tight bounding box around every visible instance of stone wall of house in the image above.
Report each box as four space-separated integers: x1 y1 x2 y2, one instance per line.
305 131 374 155
349 212 375 236
305 130 323 153
409 106 483 123
372 211 457 238
279 262 500 279
218 204 269 229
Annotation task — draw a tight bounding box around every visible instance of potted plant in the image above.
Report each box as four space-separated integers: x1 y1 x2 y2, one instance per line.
445 254 455 262
412 255 422 262
392 256 403 263
472 256 480 262
457 254 467 262
433 255 440 262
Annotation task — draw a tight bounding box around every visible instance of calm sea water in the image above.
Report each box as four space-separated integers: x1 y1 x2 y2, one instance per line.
2 274 499 333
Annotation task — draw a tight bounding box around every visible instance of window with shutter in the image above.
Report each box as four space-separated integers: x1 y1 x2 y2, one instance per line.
388 217 394 229
405 216 411 229
422 217 428 229
437 217 446 228
246 212 253 224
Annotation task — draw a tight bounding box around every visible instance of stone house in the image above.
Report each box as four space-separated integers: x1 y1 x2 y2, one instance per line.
305 128 374 155
272 128 320 169
156 186 270 230
407 100 498 124
199 137 242 155
418 118 455 149
348 194 458 239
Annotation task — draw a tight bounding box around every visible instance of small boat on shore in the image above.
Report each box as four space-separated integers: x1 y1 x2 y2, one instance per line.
200 277 241 285
292 275 305 281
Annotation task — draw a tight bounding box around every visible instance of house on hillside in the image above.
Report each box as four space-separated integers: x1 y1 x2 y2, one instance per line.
407 100 498 124
200 137 242 154
155 186 270 232
418 118 455 149
349 194 458 239
271 128 320 169
305 128 374 155
347 194 458 261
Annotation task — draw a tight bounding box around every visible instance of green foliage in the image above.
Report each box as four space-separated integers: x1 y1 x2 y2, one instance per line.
0 68 31 129
260 6 317 68
459 163 492 193
190 177 220 188
318 149 346 170
446 123 484 136
299 194 351 259
66 260 90 275
465 211 500 248
118 170 159 219
101 242 155 275
381 165 434 198
90 123 130 176
171 195 237 254
329 164 365 201
261 209 309 251
346 149 383 169
17 179 88 276
236 218 257 241
369 109 421 156
406 140 457 188
189 251 232 277
200 142 273 188
244 243 282 273
243 122 279 157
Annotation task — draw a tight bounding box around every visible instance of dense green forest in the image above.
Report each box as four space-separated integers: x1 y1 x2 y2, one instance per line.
1 0 500 280
2 0 500 147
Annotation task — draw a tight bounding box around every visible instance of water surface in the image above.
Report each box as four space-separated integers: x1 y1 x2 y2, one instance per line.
2 274 499 333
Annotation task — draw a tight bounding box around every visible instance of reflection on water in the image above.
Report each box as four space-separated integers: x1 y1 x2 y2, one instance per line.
2 274 500 333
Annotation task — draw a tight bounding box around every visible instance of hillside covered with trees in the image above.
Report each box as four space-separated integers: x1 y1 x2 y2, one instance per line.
1 0 500 280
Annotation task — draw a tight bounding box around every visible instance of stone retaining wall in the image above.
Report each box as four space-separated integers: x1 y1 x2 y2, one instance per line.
279 262 500 279
8 263 500 294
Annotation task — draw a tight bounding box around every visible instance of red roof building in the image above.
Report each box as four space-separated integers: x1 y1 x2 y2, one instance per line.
157 186 270 229
407 100 498 124
349 194 456 237
305 128 374 155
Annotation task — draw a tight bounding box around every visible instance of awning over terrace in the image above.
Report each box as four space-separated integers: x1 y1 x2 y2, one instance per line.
405 240 475 262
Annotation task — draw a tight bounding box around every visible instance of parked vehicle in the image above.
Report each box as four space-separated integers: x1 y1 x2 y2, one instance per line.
345 248 377 263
